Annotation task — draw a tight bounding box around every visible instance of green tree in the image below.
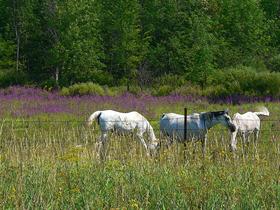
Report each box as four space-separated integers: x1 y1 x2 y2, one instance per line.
187 13 215 89
212 0 269 68
100 0 144 88
0 37 16 70
0 0 22 71
52 0 105 85
140 0 216 88
19 0 104 86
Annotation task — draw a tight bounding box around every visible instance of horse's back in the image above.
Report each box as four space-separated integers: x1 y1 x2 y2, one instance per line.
100 110 144 120
125 111 147 120
160 112 203 141
233 112 260 131
99 110 149 132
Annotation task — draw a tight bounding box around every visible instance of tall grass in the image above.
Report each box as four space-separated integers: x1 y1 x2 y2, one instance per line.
0 113 279 209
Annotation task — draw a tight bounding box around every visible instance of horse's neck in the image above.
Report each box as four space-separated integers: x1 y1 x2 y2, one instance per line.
146 122 157 142
204 119 219 130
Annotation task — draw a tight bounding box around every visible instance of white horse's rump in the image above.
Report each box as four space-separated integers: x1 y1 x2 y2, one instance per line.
87 110 159 158
160 110 236 155
230 106 269 152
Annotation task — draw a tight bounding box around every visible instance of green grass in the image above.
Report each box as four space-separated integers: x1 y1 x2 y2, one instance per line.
0 102 279 209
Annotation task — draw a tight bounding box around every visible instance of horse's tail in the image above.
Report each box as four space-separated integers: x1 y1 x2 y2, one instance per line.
254 106 269 117
87 111 102 126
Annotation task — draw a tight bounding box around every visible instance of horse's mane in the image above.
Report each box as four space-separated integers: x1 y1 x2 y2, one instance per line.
201 110 227 121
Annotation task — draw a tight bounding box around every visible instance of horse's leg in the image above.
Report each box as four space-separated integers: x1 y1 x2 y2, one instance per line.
230 131 238 152
97 132 109 160
241 132 248 158
136 132 149 156
253 130 259 157
201 135 208 158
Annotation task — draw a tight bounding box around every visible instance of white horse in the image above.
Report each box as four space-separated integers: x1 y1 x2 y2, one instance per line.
87 110 159 158
230 106 269 152
160 110 236 155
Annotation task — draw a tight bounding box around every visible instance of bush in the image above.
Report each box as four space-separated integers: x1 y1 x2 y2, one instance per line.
151 85 173 96
206 67 280 97
128 85 142 95
40 79 58 91
154 74 186 88
266 54 280 72
171 82 203 96
60 82 105 96
104 86 126 96
0 70 28 87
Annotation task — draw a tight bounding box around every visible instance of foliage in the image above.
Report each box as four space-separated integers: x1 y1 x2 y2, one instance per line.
100 0 144 83
267 54 280 72
212 0 269 67
0 37 16 71
0 70 28 87
207 67 280 97
61 82 105 96
0 0 280 92
171 83 203 96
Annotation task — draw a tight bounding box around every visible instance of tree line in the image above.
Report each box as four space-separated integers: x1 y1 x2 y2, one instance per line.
0 0 279 89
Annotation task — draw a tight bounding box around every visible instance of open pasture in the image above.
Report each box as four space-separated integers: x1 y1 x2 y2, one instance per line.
0 87 279 209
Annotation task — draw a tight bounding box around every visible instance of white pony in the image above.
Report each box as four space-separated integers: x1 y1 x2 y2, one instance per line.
160 110 236 155
230 106 269 152
87 110 159 158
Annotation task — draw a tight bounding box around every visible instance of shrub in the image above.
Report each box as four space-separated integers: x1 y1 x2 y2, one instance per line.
40 79 58 91
61 87 70 96
60 82 105 96
154 74 186 88
171 82 203 96
0 70 28 87
151 85 173 96
206 66 280 97
267 54 280 72
104 86 126 96
128 85 142 95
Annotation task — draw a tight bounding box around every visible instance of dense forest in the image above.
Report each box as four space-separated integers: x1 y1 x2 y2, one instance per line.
0 0 280 95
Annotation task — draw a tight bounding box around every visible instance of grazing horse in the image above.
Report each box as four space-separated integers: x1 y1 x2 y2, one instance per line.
87 110 159 159
160 110 236 155
230 106 269 152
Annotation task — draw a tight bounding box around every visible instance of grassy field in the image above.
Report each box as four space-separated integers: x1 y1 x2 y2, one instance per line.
0 87 279 209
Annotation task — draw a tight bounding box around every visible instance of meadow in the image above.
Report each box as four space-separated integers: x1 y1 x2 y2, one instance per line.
0 87 279 209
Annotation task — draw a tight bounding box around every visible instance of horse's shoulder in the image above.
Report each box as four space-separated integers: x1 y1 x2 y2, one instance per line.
126 111 147 121
160 113 183 122
233 113 241 119
187 113 200 121
162 113 173 117
191 113 200 118
129 111 143 117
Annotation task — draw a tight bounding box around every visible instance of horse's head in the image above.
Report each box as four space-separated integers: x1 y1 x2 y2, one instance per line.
148 140 161 156
85 118 94 127
209 110 236 132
